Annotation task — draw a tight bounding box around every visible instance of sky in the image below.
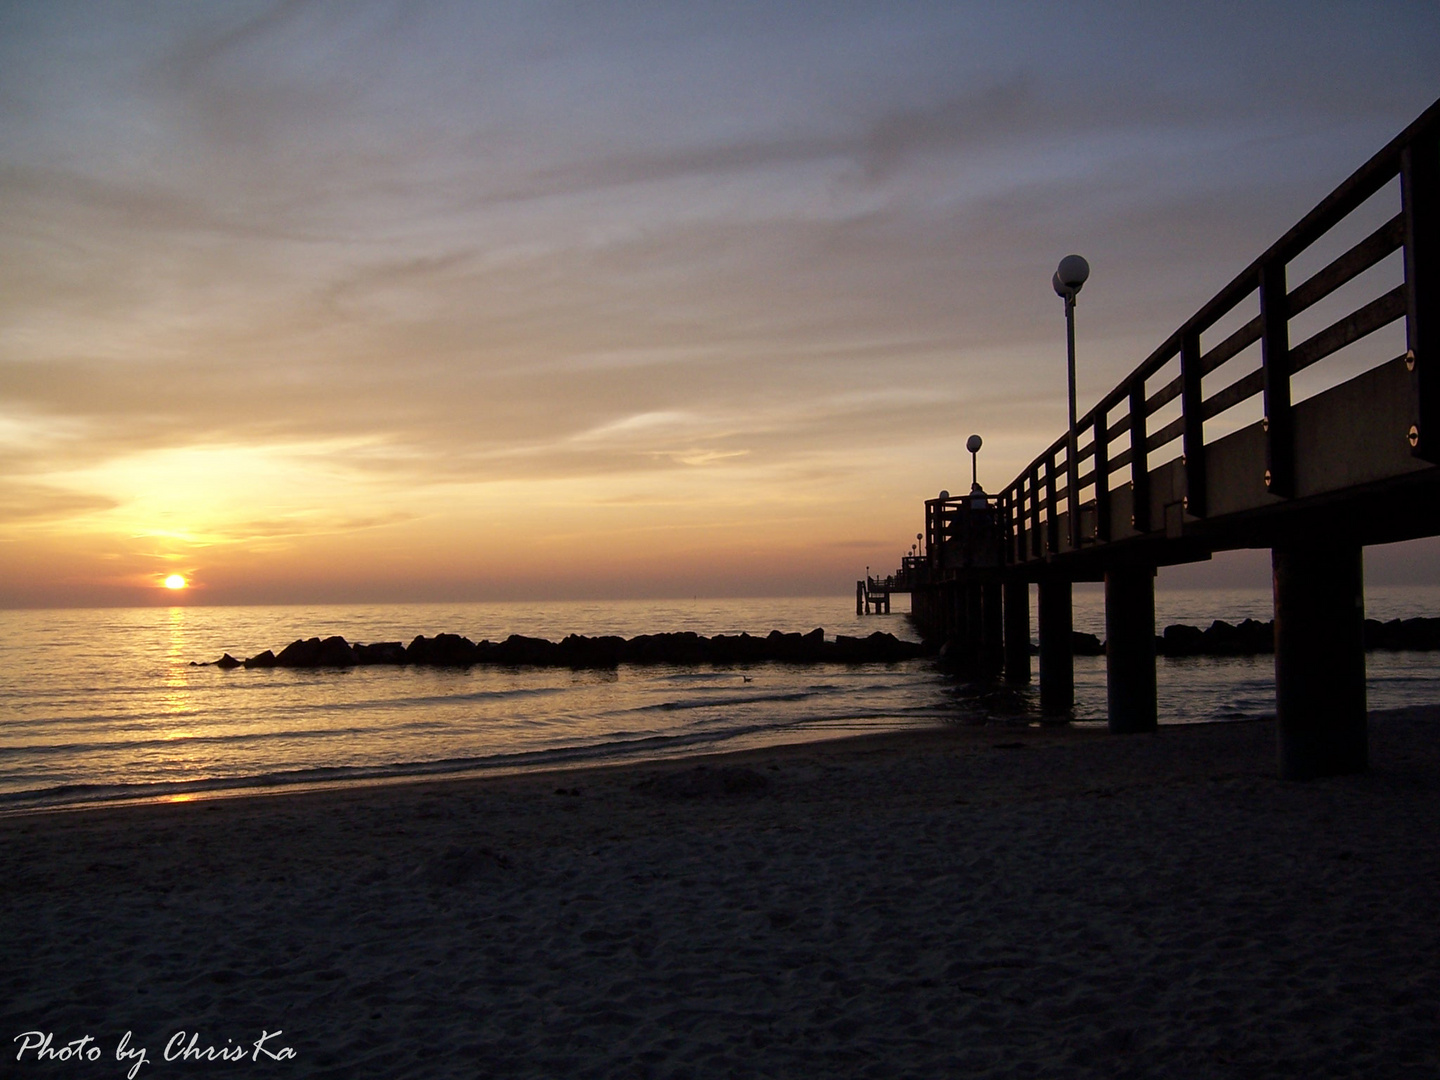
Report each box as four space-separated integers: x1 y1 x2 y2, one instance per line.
2 1 1438 607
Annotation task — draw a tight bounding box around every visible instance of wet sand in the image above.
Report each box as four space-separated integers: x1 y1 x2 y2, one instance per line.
3 708 1438 1078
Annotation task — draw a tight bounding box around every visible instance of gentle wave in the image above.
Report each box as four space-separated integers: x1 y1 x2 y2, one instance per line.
0 705 954 813
0 723 380 759
633 690 818 713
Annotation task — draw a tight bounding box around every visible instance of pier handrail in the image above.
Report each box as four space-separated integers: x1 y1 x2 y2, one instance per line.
1001 96 1440 564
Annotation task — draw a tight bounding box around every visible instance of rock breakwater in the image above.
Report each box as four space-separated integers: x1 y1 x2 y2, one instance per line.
1159 616 1440 656
198 629 932 671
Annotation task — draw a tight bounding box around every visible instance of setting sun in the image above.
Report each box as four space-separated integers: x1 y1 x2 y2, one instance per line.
164 574 188 590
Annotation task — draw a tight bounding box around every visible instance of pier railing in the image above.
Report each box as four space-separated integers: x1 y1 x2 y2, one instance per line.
998 97 1440 566
922 491 1004 575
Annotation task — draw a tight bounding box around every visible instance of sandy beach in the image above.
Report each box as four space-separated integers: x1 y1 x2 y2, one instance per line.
3 709 1438 1079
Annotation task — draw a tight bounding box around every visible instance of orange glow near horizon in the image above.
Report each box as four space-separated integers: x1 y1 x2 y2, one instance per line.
0 430 983 606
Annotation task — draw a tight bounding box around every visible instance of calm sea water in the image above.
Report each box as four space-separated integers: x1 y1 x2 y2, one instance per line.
1 589 1438 811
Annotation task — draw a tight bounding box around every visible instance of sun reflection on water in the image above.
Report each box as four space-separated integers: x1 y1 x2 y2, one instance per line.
159 606 193 727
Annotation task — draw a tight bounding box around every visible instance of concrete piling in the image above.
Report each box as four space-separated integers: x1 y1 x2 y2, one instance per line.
1273 544 1367 779
1037 578 1073 716
1104 565 1157 733
1003 579 1030 683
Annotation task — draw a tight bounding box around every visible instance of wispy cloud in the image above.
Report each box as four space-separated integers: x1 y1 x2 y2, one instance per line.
0 481 118 524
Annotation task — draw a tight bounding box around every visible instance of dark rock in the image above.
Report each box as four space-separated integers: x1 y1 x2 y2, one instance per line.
620 634 663 663
1203 622 1238 656
1161 623 1205 656
243 650 276 669
865 630 924 661
1197 619 1273 655
492 634 558 666
830 634 864 661
708 633 768 664
436 633 481 665
1201 620 1242 654
1072 631 1104 655
1366 616 1440 650
1235 618 1273 653
315 636 356 667
275 638 323 667
555 634 624 668
830 632 921 663
802 627 827 659
624 632 707 665
408 633 482 666
763 629 826 662
1401 616 1440 649
215 653 242 670
270 636 355 668
354 641 408 665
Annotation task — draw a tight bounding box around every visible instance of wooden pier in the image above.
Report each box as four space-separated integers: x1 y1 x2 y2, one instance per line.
878 97 1440 779
855 578 890 615
856 556 927 615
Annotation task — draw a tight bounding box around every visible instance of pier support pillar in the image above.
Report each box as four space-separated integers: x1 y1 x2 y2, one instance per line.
1105 565 1157 734
1004 579 1031 683
983 582 1003 651
979 581 1003 674
965 584 984 655
1038 579 1073 716
946 585 964 647
1273 544 1367 779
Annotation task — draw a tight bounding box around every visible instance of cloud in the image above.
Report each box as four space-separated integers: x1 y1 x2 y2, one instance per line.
0 481 117 524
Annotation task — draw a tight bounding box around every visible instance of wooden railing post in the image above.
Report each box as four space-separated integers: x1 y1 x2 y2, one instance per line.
1029 466 1042 558
1008 486 1019 561
1180 329 1207 516
1128 384 1149 531
1019 488 1028 562
1260 260 1294 497
1403 128 1440 463
1066 433 1080 552
1094 406 1111 541
1044 451 1059 554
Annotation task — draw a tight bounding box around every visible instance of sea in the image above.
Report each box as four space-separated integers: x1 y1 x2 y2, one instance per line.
2 587 1439 813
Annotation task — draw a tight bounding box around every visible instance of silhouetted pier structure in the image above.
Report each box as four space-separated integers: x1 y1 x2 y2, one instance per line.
856 577 891 615
882 98 1440 779
856 556 930 615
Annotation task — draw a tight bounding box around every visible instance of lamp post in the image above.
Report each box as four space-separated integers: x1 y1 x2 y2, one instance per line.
1053 254 1089 548
967 433 989 508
